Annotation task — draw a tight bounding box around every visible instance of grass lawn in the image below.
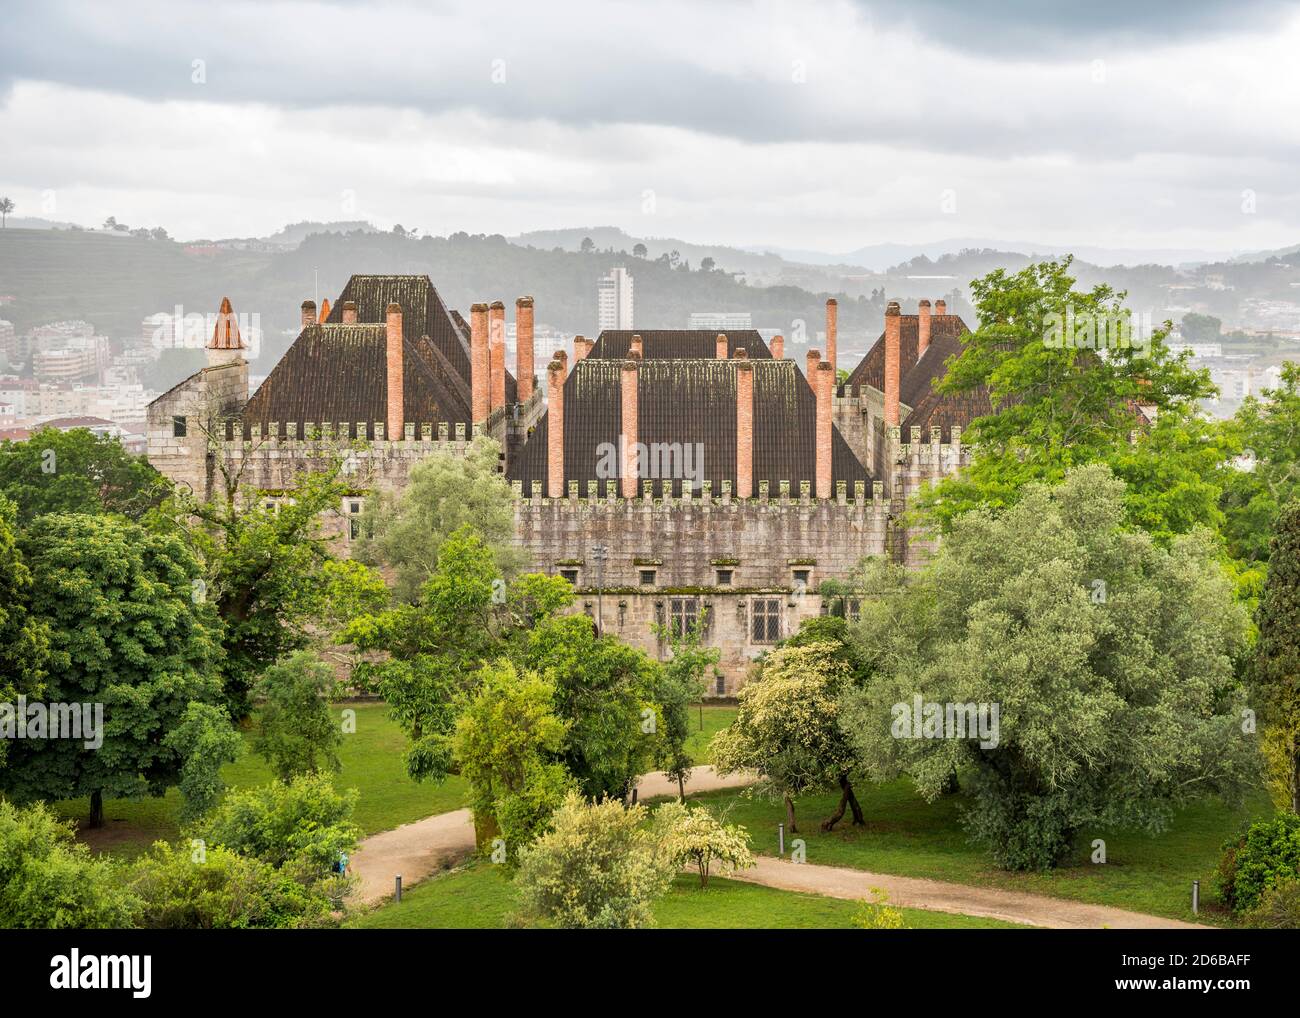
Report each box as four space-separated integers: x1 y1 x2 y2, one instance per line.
689 778 1270 926
346 861 1027 929
50 701 468 858
683 704 736 765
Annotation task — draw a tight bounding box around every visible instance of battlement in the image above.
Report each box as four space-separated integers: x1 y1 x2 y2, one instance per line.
510 476 889 512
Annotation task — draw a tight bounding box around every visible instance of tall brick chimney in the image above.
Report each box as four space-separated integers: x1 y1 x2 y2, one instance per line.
516 296 534 402
386 303 404 441
917 299 932 358
342 301 358 324
806 348 821 381
884 301 901 426
826 299 838 374
771 334 784 359
300 300 316 328
489 301 506 411
546 356 565 497
574 336 593 362
816 361 833 499
935 298 947 317
716 333 729 360
470 302 489 425
318 298 331 324
736 351 753 499
629 334 642 359
621 358 639 498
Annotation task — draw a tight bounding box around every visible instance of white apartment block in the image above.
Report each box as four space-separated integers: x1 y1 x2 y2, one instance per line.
597 266 634 330
688 311 753 331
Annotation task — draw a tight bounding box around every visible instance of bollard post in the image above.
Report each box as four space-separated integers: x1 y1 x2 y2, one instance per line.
395 875 402 903
778 823 785 856
1192 879 1199 915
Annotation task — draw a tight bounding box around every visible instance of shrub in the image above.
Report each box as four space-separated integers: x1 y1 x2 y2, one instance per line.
0 800 137 928
512 792 674 929
654 801 754 888
853 887 907 929
1243 876 1300 929
1226 812 1300 914
128 841 338 929
196 773 359 874
253 650 343 781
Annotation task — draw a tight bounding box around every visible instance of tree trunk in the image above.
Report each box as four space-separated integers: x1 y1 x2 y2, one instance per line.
821 774 867 831
678 774 686 804
89 790 104 829
941 767 960 795
784 793 797 834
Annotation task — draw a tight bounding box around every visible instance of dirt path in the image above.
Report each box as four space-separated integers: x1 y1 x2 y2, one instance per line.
347 766 753 905
729 856 1206 929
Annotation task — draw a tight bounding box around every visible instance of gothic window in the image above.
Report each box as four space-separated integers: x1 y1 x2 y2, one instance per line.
751 598 781 643
669 597 699 638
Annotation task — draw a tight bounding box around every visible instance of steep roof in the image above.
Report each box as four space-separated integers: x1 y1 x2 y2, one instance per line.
509 358 870 497
587 330 773 360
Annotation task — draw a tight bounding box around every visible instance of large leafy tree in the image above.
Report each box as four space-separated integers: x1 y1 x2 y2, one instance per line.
844 464 1257 870
711 640 865 833
914 258 1224 543
0 428 170 525
252 650 342 782
1255 501 1300 813
356 435 524 602
1 513 226 827
0 496 48 718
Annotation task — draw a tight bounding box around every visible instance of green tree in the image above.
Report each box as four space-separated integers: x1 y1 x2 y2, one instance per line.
1 513 223 827
164 702 244 824
1255 501 1300 813
651 616 719 801
0 496 48 722
356 436 523 602
0 800 137 928
711 641 865 833
653 800 754 888
0 197 13 228
0 427 170 525
451 660 573 854
913 258 1221 542
844 464 1257 870
1180 312 1223 344
252 651 343 782
512 792 674 929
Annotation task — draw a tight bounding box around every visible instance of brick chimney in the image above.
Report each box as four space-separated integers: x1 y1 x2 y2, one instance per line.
489 301 506 411
300 300 316 328
318 298 331 324
546 356 565 497
771 334 784 359
806 348 821 381
516 296 534 402
826 299 838 374
470 302 489 425
574 336 593 361
629 334 642 359
621 358 639 498
816 361 833 499
736 351 753 499
884 301 901 426
386 303 404 441
917 299 932 358
716 333 728 359
935 298 947 317
342 301 358 324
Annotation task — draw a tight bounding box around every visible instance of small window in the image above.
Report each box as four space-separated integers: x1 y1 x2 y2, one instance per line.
346 500 363 540
715 673 726 696
792 568 811 585
639 569 657 586
751 598 781 644
560 568 579 585
172 415 187 438
264 500 277 513
716 569 733 586
348 501 362 515
670 597 700 638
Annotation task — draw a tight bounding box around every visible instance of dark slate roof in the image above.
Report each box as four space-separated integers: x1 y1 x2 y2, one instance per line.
845 314 970 395
587 330 773 360
901 385 994 443
240 324 467 437
509 358 870 497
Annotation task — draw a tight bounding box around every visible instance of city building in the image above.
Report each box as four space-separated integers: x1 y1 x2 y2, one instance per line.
688 311 753 331
597 267 634 331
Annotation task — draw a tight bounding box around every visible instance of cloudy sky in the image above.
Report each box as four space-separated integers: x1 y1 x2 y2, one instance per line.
2 0 1299 256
